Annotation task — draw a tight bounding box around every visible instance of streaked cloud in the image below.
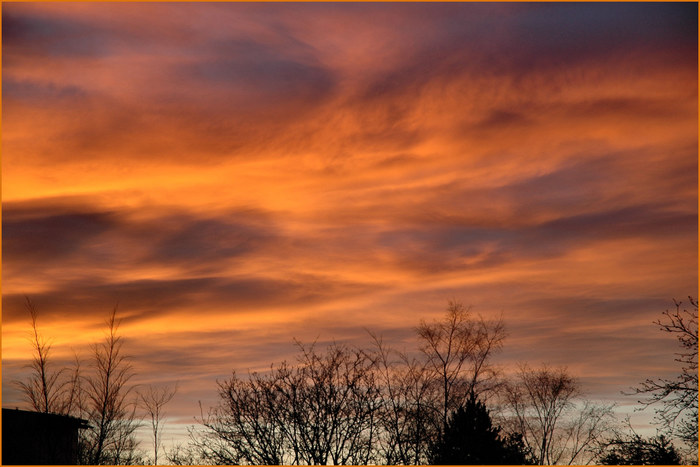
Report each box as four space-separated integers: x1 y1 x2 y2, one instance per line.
2 1 697 438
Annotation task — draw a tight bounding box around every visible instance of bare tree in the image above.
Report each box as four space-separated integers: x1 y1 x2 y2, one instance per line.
416 300 506 429
196 368 288 464
369 331 439 465
196 342 383 465
503 364 615 465
14 300 141 464
16 296 71 414
291 341 382 464
561 400 617 464
79 306 141 465
631 296 698 451
396 353 441 465
194 303 506 465
139 383 178 465
166 441 207 465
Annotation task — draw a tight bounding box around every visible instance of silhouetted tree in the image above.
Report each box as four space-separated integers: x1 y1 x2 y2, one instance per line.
166 441 206 465
429 392 532 465
139 383 178 465
16 301 142 464
196 342 382 465
631 296 698 453
503 364 615 465
369 332 440 464
598 434 681 465
416 301 506 430
189 301 628 465
78 307 141 465
292 342 382 465
370 300 507 465
16 297 79 415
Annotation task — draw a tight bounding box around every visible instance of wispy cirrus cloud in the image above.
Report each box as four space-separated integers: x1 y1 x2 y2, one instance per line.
2 2 696 435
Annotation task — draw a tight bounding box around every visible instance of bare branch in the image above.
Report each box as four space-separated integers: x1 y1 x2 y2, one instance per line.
416 300 506 429
139 383 178 465
629 297 698 451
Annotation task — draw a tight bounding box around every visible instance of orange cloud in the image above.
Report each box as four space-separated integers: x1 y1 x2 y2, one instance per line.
2 2 697 443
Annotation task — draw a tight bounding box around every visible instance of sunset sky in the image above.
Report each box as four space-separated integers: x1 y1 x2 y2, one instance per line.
2 1 698 445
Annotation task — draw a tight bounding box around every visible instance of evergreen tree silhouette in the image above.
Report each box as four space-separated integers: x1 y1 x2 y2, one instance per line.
429 392 531 464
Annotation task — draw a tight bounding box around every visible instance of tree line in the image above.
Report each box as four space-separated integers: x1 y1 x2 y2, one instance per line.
14 297 698 465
